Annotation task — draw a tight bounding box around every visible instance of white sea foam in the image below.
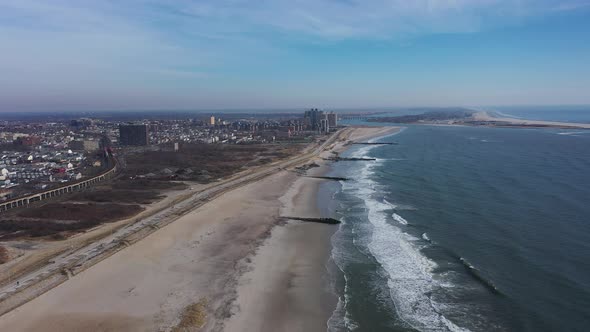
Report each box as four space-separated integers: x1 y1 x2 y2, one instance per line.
349 146 374 159
558 131 586 136
422 233 431 241
329 132 471 332
349 146 471 331
392 213 408 225
327 265 359 331
383 198 397 209
328 219 349 332
460 257 475 270
367 126 406 144
381 197 415 213
442 316 473 332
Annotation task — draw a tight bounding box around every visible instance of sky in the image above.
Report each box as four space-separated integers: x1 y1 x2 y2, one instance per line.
1 0 590 112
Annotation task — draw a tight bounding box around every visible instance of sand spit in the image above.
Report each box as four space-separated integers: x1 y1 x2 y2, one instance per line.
473 111 590 129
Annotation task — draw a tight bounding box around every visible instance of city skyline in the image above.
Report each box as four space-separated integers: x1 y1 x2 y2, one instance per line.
1 0 590 111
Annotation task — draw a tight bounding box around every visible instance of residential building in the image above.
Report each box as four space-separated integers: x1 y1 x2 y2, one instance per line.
119 124 149 146
327 112 338 128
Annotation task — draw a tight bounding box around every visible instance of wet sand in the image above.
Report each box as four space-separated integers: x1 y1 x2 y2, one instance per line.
224 125 400 332
223 164 336 332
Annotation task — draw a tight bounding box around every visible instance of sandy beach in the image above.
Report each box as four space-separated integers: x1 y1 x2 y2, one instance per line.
0 126 399 332
473 111 590 129
224 126 400 332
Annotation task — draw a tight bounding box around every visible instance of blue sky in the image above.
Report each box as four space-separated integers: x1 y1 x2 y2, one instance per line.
1 0 590 111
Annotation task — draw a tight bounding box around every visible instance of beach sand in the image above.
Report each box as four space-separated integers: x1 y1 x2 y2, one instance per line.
224 125 400 332
223 165 336 332
473 111 590 129
0 126 399 332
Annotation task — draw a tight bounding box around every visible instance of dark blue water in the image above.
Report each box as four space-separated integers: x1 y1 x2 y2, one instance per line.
325 125 590 331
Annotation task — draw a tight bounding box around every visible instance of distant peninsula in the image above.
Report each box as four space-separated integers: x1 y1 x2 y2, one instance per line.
367 108 474 124
367 109 590 130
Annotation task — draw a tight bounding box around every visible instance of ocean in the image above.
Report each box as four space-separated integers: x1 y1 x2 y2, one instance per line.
322 124 590 331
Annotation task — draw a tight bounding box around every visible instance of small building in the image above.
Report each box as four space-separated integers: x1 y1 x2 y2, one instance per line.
15 136 41 146
83 140 100 151
0 189 12 201
69 139 99 152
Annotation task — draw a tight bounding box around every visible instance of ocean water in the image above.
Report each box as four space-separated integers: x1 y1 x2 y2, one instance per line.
324 125 590 331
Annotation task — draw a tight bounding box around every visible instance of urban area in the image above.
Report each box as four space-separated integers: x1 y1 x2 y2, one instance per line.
0 109 338 208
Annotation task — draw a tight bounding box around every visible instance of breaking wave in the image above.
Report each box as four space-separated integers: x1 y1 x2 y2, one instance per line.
343 144 471 331
392 213 409 225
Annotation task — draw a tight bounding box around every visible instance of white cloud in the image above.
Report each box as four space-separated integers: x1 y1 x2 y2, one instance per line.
165 0 590 39
0 0 588 110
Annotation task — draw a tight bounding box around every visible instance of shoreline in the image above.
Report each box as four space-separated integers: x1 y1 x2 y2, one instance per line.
223 163 337 332
0 126 400 332
224 125 401 332
470 111 590 129
368 110 590 129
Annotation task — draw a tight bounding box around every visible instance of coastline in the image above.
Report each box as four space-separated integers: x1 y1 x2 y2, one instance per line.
0 126 400 332
368 110 590 129
224 125 401 332
470 111 590 129
223 163 337 332
0 169 301 331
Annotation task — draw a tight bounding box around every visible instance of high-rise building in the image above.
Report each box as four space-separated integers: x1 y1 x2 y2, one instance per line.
327 112 338 128
304 108 336 133
210 116 216 126
320 118 329 133
304 108 324 131
119 124 149 146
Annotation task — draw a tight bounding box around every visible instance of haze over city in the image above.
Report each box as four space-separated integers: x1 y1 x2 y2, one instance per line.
1 0 590 111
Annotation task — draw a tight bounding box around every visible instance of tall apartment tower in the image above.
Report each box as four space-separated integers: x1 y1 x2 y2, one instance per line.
304 108 324 131
327 112 338 128
119 124 149 146
320 117 330 133
210 116 216 126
